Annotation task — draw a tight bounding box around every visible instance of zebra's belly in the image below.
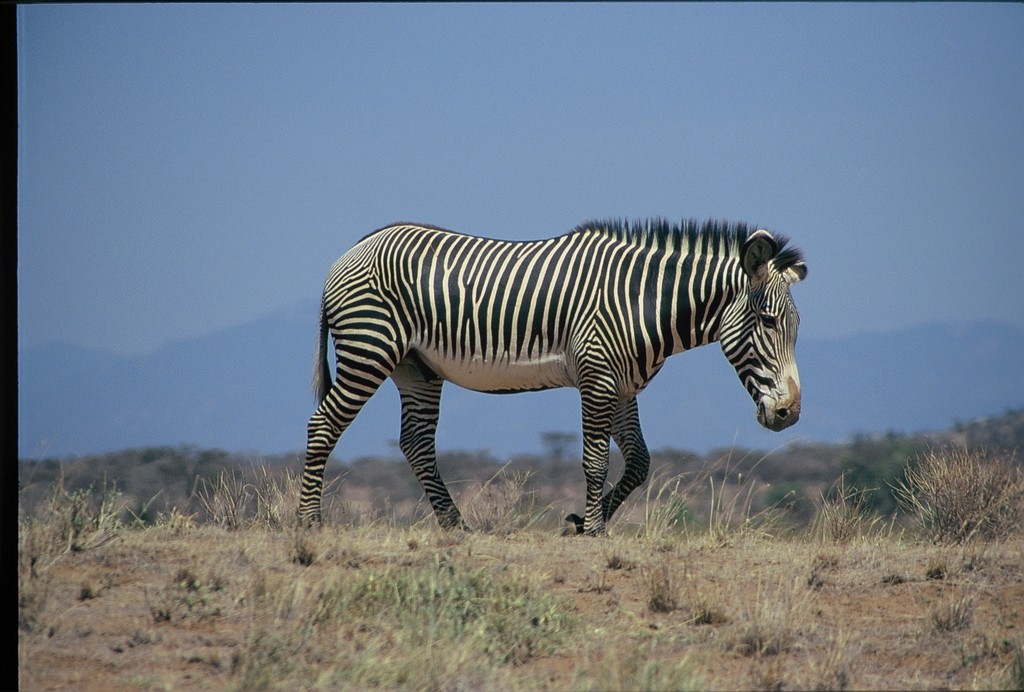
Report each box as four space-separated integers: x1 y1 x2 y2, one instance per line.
412 348 575 393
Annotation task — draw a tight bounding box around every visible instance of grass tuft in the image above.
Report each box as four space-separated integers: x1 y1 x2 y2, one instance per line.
814 472 880 543
727 576 809 658
462 465 551 534
643 561 680 614
930 594 974 633
572 640 704 691
705 452 791 543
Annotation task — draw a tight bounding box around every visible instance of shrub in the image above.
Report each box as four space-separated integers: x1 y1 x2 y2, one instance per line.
893 448 1023 543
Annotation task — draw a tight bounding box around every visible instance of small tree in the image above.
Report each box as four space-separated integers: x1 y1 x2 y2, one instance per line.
540 431 578 462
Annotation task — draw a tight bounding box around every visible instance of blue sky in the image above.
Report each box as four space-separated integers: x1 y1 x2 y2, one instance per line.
18 3 1024 358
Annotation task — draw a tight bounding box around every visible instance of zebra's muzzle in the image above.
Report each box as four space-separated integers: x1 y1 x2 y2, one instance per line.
756 378 801 432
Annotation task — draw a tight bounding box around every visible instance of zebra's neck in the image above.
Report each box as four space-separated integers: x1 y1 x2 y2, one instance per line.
663 253 744 355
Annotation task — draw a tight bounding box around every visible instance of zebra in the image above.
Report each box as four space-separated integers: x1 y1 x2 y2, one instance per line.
300 218 807 536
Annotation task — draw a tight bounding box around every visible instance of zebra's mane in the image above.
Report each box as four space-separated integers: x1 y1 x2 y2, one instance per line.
572 218 804 272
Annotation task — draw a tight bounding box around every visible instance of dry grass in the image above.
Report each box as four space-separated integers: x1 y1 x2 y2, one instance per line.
930 594 975 634
814 472 883 543
18 458 1024 691
625 451 791 547
893 447 1023 543
642 560 681 614
461 465 552 535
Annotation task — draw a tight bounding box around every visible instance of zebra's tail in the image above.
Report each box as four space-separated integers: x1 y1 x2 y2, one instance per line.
311 295 331 404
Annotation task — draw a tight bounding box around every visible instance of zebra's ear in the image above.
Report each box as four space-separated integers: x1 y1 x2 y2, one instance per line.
741 230 778 281
782 261 807 285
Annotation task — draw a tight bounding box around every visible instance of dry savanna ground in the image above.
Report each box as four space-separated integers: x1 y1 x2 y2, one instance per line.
18 450 1024 691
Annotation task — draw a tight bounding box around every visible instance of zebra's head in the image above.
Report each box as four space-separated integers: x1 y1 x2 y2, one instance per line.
720 229 807 432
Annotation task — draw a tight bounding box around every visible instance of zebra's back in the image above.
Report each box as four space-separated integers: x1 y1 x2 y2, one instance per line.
328 223 633 392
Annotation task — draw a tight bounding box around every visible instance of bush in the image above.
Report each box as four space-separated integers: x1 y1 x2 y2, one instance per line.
893 448 1023 543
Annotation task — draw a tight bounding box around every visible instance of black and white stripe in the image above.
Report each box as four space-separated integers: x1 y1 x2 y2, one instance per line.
300 218 807 535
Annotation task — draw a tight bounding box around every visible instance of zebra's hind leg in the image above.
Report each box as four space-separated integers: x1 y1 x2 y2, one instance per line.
602 396 651 524
300 409 341 527
391 357 466 530
299 337 399 527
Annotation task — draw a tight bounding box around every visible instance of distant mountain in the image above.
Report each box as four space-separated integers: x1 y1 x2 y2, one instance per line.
18 301 1024 461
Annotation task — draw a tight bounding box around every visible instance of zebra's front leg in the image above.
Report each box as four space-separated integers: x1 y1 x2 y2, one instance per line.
573 383 619 536
601 396 651 523
391 359 466 530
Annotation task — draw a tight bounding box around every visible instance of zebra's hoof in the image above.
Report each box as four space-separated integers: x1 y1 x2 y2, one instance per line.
437 509 468 532
563 513 585 536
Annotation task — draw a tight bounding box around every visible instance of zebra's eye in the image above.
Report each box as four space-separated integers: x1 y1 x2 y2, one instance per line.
760 313 778 329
